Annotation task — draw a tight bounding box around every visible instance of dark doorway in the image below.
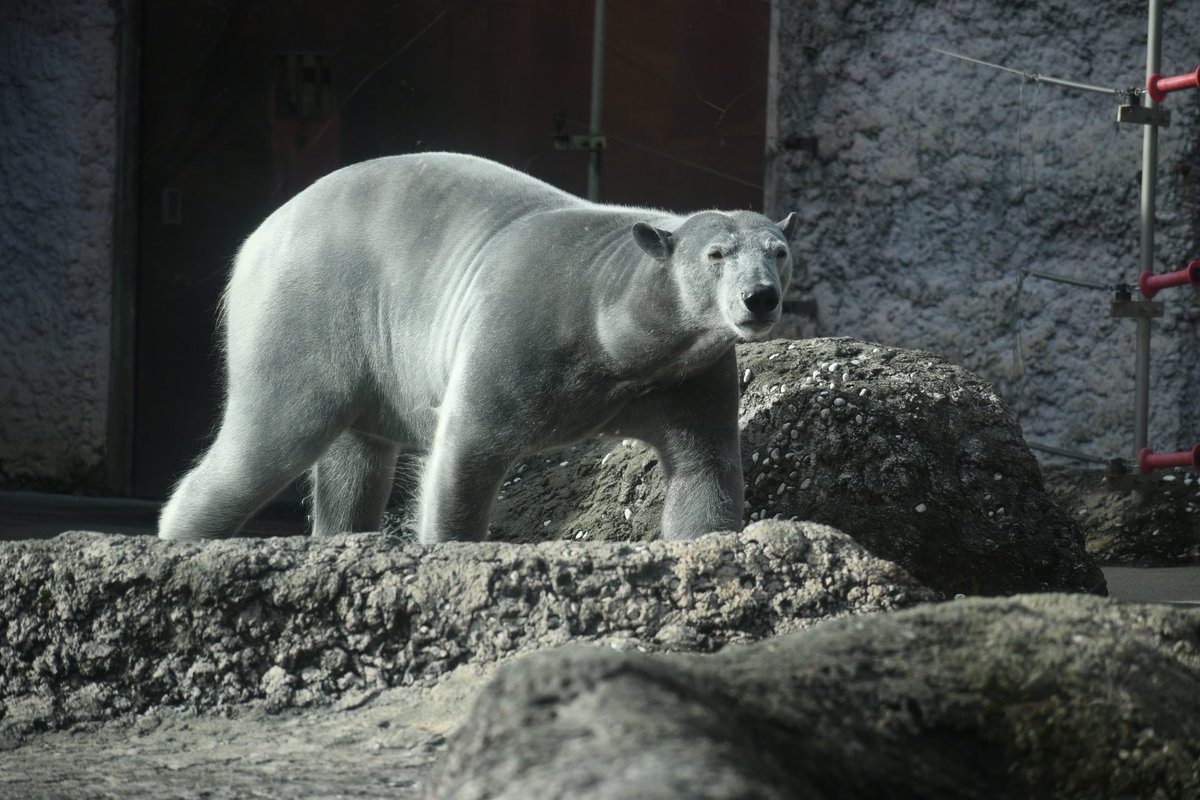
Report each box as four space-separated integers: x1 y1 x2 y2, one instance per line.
131 0 769 498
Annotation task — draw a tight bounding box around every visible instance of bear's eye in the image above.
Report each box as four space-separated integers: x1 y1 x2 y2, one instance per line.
774 246 788 260
707 248 725 261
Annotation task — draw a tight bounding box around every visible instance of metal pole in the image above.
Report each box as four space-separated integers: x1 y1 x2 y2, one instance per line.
1134 0 1162 460
762 0 782 217
587 0 606 202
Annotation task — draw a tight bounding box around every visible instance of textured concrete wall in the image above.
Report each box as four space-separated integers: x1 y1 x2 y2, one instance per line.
0 1 118 490
770 0 1200 465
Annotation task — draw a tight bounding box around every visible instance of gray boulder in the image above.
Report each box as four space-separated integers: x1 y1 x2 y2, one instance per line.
0 521 931 742
427 594 1200 800
477 337 1104 596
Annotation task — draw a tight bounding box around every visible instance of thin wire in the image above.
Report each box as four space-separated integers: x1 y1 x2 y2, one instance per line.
1021 268 1114 292
931 47 1142 97
606 131 764 190
1017 77 1029 223
343 7 451 111
268 6 451 197
563 118 764 191
1011 270 1026 379
1027 441 1109 464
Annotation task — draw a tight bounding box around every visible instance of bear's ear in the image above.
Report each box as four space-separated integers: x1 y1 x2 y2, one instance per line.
631 222 674 262
776 212 798 239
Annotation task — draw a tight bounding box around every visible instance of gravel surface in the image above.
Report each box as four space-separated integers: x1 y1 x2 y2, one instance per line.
1045 466 1200 565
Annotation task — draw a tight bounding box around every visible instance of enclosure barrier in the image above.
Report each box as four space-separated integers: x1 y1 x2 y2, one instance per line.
935 0 1200 493
1138 259 1200 299
1138 444 1200 475
1147 65 1200 102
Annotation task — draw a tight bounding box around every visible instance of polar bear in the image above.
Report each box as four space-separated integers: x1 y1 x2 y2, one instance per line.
158 153 795 544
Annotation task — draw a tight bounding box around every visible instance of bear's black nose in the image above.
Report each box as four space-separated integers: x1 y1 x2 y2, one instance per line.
742 285 780 316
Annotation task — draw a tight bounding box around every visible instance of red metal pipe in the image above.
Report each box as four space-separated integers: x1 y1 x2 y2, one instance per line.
1138 444 1200 476
1138 259 1200 299
1147 66 1200 102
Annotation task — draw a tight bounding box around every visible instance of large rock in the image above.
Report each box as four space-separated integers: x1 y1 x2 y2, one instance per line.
475 338 1104 596
427 595 1200 800
0 521 930 742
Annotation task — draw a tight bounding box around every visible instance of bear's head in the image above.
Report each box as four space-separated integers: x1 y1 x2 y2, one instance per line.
632 210 797 342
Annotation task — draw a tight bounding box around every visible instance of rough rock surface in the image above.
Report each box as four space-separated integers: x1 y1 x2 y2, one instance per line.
454 338 1104 597
1046 466 1200 564
0 520 931 743
769 0 1200 466
428 595 1200 800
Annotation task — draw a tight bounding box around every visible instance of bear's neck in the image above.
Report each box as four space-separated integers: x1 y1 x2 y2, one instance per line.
594 240 734 382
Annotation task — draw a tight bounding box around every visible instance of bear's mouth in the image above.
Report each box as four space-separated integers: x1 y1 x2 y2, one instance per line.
733 317 776 341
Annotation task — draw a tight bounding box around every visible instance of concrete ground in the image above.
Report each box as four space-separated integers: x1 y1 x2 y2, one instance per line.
1 490 1197 605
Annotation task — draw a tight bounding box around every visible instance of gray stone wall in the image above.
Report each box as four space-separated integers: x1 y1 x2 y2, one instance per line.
0 1 118 489
769 0 1200 464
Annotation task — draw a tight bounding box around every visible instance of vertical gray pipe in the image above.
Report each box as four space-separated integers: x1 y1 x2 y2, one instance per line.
1134 0 1162 460
587 0 606 202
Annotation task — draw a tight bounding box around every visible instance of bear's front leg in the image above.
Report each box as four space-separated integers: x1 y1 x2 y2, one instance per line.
658 446 744 540
609 350 745 540
415 393 518 545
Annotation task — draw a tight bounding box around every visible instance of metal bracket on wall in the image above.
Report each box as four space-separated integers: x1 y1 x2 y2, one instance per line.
551 112 605 152
1118 100 1171 127
1102 457 1147 492
1110 298 1164 319
552 134 606 152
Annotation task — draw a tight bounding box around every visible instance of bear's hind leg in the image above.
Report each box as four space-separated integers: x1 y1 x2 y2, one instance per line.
309 430 399 536
158 397 348 541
